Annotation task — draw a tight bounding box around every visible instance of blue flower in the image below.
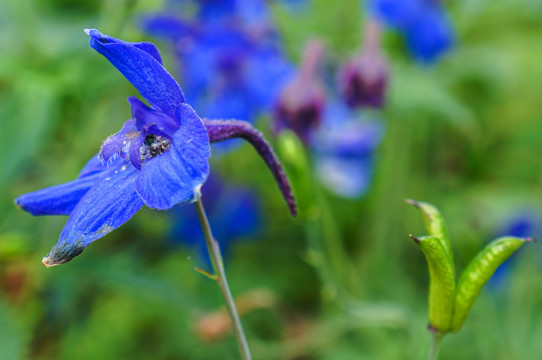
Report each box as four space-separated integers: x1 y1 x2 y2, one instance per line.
313 102 384 198
142 1 294 124
369 0 454 63
15 29 296 267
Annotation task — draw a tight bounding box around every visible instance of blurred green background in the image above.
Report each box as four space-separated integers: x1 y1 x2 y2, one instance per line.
2 0 542 358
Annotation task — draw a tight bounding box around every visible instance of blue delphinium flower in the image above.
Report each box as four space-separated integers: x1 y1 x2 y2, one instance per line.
313 102 384 198
171 172 260 264
369 0 454 63
15 29 296 267
142 0 294 124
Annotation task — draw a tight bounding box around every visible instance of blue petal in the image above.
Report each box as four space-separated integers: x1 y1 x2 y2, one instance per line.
86 29 185 116
128 132 146 171
85 29 164 63
99 118 140 161
133 42 163 65
204 85 255 122
369 0 423 29
313 105 384 198
404 6 454 63
77 154 124 178
235 0 272 26
245 46 295 110
198 0 237 20
179 48 217 104
135 104 210 210
15 172 103 216
42 164 144 267
128 96 179 136
315 157 374 198
315 114 384 158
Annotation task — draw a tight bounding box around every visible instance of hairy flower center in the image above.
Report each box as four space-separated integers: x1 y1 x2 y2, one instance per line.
140 134 171 161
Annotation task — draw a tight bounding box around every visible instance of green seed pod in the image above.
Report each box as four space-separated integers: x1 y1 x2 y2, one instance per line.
406 199 454 269
450 236 533 332
411 235 455 333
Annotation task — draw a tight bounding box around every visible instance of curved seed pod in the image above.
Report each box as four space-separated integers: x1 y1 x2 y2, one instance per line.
406 199 454 270
450 236 533 332
411 235 455 333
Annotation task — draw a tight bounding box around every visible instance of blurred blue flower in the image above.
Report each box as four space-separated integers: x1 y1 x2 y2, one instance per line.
369 0 454 63
16 29 296 267
171 172 260 265
142 0 294 123
313 103 384 198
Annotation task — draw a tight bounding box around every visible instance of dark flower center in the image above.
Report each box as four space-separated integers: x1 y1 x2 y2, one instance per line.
274 101 322 143
140 134 171 161
344 71 386 109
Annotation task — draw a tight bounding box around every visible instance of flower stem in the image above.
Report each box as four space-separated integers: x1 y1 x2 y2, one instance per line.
428 331 443 360
194 199 252 360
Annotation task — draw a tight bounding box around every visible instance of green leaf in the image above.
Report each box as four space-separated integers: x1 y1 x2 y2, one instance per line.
411 235 455 333
450 236 533 332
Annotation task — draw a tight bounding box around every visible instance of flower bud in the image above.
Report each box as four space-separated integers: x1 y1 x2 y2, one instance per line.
339 19 388 109
273 39 326 144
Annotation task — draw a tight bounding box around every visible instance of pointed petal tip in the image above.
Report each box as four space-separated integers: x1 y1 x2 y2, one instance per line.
14 197 22 209
42 256 59 268
42 239 87 267
84 28 100 38
127 95 138 104
13 196 32 213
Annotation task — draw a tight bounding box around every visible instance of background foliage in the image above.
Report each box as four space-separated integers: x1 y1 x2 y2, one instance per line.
1 0 542 358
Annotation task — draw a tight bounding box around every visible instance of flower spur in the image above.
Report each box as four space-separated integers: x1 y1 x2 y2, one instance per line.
15 29 296 267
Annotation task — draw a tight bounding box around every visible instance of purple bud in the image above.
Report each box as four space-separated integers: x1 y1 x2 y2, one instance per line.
339 19 388 109
203 119 297 217
273 39 326 144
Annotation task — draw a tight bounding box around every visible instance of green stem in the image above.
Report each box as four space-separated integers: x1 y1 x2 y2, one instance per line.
194 200 252 360
428 331 444 360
